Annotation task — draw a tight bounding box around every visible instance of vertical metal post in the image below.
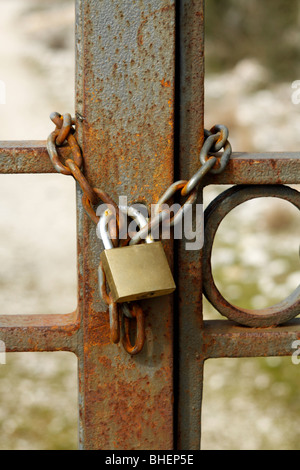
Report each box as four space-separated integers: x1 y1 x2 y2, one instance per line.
75 0 176 450
176 0 204 450
0 0 299 452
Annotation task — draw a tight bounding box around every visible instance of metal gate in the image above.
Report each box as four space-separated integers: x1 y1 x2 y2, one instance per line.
0 0 299 450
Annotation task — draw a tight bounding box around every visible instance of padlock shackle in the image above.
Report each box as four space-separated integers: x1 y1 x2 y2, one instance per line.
119 205 153 244
99 205 153 250
98 210 115 250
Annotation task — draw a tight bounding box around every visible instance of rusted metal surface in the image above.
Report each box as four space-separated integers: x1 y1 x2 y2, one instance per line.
176 0 205 451
75 0 176 450
0 312 79 353
0 0 176 450
203 320 300 359
0 0 299 452
174 0 300 450
205 152 300 185
0 141 62 173
1 144 300 184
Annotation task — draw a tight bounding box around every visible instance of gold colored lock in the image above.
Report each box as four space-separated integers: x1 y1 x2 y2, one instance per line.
98 207 176 303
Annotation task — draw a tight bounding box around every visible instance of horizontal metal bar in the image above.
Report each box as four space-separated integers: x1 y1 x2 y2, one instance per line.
0 311 80 353
205 152 300 185
0 145 299 184
0 141 71 174
203 319 300 359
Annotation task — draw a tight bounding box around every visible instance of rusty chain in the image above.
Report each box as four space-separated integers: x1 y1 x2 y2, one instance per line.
47 112 145 355
46 112 232 355
129 124 232 246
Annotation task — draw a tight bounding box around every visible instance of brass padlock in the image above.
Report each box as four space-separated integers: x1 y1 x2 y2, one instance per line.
98 206 176 303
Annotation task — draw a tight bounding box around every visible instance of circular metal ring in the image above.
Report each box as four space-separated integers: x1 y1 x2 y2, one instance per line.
203 184 300 328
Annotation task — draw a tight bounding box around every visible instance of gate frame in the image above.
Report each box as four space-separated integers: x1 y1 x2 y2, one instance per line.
0 0 299 450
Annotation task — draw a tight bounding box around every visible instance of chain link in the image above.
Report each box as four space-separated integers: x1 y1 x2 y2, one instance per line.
122 302 145 355
126 125 232 245
46 113 232 355
200 124 232 174
47 112 82 174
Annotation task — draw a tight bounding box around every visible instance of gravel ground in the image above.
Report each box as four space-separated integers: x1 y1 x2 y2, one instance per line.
0 0 299 450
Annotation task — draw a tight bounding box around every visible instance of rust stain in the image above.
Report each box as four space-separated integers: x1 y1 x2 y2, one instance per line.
137 4 174 49
161 78 171 87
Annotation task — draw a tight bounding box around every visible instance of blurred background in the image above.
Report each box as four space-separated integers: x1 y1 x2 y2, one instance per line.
0 0 299 450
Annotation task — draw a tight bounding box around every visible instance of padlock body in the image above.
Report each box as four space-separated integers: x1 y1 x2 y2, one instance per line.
100 241 176 303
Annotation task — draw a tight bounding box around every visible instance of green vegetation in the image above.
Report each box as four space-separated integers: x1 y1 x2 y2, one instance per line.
205 0 300 81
